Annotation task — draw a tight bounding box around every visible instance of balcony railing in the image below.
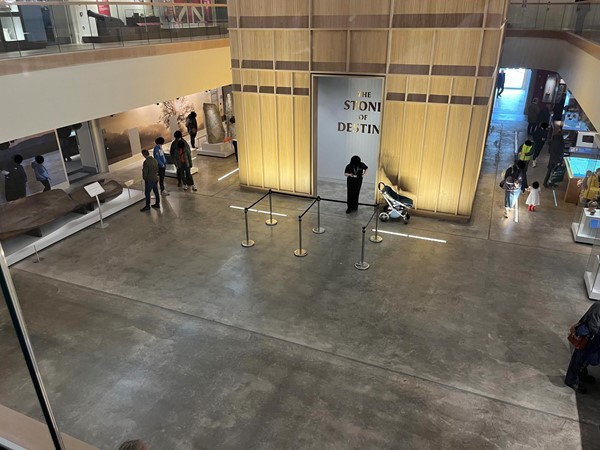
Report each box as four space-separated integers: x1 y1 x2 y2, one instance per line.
0 0 228 59
508 1 600 44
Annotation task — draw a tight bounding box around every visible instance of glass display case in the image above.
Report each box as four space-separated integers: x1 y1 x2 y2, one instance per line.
584 233 600 300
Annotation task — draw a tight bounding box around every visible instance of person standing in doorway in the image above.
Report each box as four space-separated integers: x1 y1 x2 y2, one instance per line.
140 150 160 212
177 140 197 191
565 301 600 394
526 98 540 136
496 70 506 98
153 137 169 196
170 131 188 187
543 130 566 188
344 155 368 214
229 116 238 162
532 122 550 168
4 154 28 201
501 160 527 219
31 155 51 192
186 111 198 148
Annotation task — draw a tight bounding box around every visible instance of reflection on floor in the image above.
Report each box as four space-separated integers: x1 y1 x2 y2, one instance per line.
0 91 599 449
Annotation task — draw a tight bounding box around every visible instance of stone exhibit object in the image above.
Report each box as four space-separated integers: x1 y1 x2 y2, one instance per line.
0 190 78 240
0 180 124 240
203 103 226 144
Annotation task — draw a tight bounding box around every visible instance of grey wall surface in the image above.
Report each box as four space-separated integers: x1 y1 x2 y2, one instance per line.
316 76 382 185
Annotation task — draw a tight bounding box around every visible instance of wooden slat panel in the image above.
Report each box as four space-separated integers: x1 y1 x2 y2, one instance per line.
311 31 347 64
259 71 275 88
260 94 279 189
240 30 273 62
294 96 311 194
234 92 248 185
313 0 391 16
418 104 448 210
242 94 264 187
274 30 310 65
433 30 481 67
437 105 472 213
380 101 405 189
294 72 310 89
475 78 493 98
277 95 295 191
399 103 426 196
429 77 452 96
276 71 292 88
390 30 433 66
232 69 242 86
229 30 239 60
272 0 309 16
487 0 505 15
458 106 487 215
394 0 486 14
242 70 258 88
407 77 429 95
349 31 388 72
480 29 502 68
387 75 407 93
238 0 271 16
452 78 475 97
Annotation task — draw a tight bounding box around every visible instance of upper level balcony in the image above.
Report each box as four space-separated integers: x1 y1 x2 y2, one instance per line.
0 0 228 60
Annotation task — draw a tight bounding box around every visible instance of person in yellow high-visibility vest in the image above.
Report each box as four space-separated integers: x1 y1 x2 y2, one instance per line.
517 140 534 171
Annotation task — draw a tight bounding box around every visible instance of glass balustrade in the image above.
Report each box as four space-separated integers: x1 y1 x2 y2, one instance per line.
508 1 600 45
0 0 228 59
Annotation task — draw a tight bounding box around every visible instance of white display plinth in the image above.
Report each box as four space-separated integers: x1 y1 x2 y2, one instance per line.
197 141 234 158
165 164 198 178
585 258 600 301
2 188 145 266
572 208 600 244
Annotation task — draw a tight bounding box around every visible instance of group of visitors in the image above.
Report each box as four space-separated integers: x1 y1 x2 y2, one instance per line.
2 154 51 202
140 130 197 212
578 168 600 206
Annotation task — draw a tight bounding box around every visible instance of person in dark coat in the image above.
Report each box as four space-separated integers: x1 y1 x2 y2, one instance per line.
532 122 550 168
4 154 28 201
565 301 600 393
496 70 506 97
501 160 527 219
543 131 565 187
526 98 540 136
185 111 198 149
537 104 551 128
344 155 368 213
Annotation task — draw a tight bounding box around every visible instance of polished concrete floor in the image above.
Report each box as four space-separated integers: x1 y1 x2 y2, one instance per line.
1 89 599 449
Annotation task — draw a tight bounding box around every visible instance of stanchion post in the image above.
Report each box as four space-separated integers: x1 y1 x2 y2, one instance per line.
355 226 370 270
312 196 325 234
241 208 255 247
370 204 383 243
294 216 307 257
266 189 277 226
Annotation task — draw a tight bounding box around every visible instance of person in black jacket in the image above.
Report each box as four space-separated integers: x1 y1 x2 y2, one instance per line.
543 131 566 187
565 301 600 393
344 155 368 213
501 160 527 218
531 122 550 168
4 154 28 201
496 70 506 97
536 104 551 128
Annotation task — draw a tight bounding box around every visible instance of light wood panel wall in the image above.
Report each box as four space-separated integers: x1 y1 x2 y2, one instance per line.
230 0 509 217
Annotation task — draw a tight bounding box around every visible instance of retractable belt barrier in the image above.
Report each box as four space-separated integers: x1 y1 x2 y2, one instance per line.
239 190 381 269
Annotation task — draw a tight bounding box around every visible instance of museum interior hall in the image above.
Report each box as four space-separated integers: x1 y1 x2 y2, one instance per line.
1 1 600 449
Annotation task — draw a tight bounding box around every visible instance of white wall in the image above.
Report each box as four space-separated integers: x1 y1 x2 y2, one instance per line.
501 35 600 129
0 43 232 143
316 76 383 185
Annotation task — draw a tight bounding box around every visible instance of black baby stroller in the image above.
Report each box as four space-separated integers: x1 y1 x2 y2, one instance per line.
378 182 414 224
